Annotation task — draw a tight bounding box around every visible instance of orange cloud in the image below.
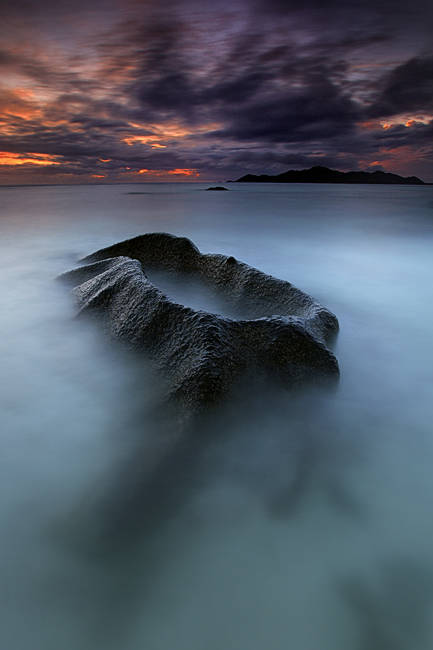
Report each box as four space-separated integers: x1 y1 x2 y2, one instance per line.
0 151 60 166
167 168 199 176
359 114 432 132
123 135 166 148
379 114 432 130
91 174 105 178
127 122 194 138
136 168 199 177
124 121 222 149
99 158 111 162
0 88 41 121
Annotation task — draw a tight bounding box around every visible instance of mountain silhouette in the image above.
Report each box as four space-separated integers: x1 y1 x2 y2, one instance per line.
235 165 425 185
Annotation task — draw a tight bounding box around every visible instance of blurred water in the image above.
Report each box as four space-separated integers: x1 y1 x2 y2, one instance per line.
1 182 433 649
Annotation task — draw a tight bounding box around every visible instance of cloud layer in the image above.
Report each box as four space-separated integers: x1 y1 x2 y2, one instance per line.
0 0 432 183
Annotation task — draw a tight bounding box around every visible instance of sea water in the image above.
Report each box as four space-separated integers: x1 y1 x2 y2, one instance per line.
1 182 433 649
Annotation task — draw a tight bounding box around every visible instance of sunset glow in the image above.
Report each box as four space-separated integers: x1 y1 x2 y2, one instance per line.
378 114 433 130
0 152 60 166
167 169 199 176
0 0 431 183
137 168 199 177
123 136 166 148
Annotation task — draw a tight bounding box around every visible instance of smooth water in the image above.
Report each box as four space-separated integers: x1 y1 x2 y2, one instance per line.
1 182 433 650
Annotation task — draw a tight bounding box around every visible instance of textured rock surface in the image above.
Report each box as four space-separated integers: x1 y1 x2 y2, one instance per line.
61 233 339 408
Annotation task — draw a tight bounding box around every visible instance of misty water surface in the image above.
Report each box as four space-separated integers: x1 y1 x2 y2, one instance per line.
1 182 433 649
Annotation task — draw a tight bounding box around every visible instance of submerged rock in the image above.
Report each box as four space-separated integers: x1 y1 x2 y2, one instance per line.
61 233 339 409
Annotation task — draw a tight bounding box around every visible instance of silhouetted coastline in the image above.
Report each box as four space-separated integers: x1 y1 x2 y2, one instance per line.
235 165 425 185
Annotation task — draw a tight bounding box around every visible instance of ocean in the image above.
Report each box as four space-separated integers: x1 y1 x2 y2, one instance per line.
1 181 433 649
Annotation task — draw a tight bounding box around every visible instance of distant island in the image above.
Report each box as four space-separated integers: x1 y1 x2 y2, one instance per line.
235 166 425 185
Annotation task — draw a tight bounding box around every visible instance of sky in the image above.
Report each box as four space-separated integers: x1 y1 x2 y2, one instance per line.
0 0 432 184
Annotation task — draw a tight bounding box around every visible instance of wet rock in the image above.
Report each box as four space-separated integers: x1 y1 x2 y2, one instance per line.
205 186 229 191
61 233 339 409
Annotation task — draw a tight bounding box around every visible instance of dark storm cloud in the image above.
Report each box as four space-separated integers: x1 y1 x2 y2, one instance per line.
368 55 433 117
254 0 433 32
213 78 359 143
126 16 358 130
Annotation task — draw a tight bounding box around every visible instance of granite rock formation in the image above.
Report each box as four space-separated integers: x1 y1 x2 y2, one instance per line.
61 233 339 409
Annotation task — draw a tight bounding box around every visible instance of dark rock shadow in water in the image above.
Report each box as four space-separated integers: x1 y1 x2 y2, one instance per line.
51 377 368 649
